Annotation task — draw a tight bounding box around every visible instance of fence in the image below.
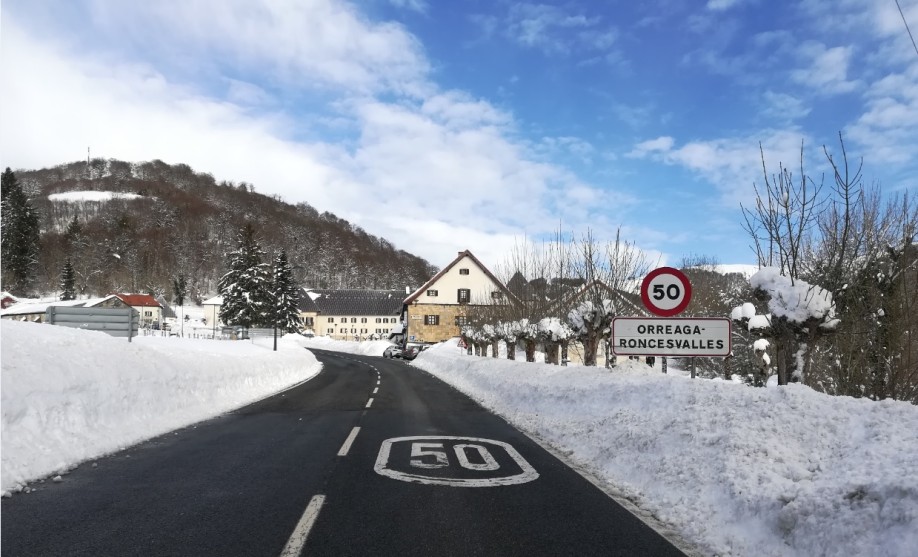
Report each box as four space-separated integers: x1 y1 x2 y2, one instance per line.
45 306 139 341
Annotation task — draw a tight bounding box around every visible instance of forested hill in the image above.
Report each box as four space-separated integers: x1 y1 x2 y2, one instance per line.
16 158 438 302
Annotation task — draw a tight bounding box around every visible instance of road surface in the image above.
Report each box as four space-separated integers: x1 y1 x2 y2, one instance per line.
2 349 689 556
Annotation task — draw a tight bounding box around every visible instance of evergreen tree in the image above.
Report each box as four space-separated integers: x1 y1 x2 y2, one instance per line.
173 273 187 335
271 250 303 333
1 168 41 294
218 224 272 328
60 258 76 301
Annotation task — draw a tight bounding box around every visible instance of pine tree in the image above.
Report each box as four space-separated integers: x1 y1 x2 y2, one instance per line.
60 258 76 301
1 168 41 294
271 250 303 333
218 224 272 328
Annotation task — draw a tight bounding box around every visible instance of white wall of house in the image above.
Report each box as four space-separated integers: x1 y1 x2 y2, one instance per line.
413 254 504 306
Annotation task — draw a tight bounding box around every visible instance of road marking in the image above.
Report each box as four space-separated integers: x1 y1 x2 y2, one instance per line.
376 380 380 385
375 436 539 487
337 427 361 456
279 494 325 557
366 397 374 408
373 387 378 394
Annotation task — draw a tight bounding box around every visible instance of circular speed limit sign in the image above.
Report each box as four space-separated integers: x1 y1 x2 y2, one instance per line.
640 267 692 317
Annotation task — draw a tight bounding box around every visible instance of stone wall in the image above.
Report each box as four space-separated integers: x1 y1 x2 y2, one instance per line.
406 303 473 342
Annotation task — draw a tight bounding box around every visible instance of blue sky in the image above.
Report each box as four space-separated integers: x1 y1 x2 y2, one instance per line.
1 0 916 269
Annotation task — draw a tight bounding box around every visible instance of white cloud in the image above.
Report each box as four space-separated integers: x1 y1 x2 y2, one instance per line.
627 130 812 205
791 42 861 94
0 7 638 270
388 0 428 14
761 91 811 122
626 136 675 158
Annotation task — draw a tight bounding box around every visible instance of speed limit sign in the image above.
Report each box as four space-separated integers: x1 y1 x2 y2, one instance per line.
640 267 692 317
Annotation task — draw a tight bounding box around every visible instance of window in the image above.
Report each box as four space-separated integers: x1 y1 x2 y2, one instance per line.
340 328 347 333
455 316 469 326
328 317 335 323
361 328 367 334
383 318 389 323
351 328 357 334
376 317 381 323
425 315 440 325
304 317 314 327
459 268 470 275
327 328 334 334
144 311 152 317
427 289 438 297
492 291 503 300
351 317 357 323
361 318 367 323
458 289 471 304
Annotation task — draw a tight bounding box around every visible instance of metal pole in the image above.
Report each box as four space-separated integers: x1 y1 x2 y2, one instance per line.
691 357 696 379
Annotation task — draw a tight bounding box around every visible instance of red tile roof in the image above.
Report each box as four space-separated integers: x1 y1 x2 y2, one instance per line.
114 294 162 308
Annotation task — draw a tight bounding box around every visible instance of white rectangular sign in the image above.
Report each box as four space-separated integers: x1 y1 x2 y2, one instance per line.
612 317 731 357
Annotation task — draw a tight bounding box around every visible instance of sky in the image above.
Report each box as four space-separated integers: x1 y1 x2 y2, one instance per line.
4 319 917 556
1 0 917 269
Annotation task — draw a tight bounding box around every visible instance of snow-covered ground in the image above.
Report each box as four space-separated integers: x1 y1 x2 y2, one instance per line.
1 320 321 494
301 336 918 557
3 326 916 556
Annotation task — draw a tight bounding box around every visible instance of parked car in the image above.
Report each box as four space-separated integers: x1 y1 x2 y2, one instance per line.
383 345 403 359
402 343 429 360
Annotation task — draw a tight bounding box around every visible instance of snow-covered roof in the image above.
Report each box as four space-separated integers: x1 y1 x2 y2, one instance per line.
201 295 223 305
0 295 120 316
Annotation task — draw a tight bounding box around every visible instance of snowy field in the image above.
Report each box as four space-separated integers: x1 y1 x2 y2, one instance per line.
1 320 321 494
301 336 918 557
3 325 916 556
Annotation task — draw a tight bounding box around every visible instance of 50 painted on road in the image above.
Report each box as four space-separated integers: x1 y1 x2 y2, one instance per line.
375 436 538 487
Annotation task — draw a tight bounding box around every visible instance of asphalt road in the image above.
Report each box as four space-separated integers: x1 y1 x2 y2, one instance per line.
1 349 688 557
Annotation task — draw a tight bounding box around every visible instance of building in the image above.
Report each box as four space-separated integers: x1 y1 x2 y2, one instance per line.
113 294 164 328
0 295 127 323
300 288 404 341
403 250 512 343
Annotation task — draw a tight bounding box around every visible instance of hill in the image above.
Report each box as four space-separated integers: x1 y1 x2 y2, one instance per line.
14 158 437 301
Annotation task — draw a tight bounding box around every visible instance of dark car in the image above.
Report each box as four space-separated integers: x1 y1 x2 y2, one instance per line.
383 345 403 359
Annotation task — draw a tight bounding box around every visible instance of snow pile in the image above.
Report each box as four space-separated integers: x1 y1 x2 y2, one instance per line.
750 268 836 325
1 320 321 494
412 341 918 557
48 191 144 202
298 335 395 356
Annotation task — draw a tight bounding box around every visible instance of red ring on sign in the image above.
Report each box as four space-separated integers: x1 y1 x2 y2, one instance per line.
640 267 692 317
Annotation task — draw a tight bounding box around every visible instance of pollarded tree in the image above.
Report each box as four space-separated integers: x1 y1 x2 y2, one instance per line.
567 229 649 366
59 258 76 301
1 167 41 294
271 249 302 333
218 224 272 329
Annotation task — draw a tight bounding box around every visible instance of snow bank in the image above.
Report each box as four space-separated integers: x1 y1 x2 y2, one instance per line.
412 341 918 557
298 335 395 356
1 321 321 493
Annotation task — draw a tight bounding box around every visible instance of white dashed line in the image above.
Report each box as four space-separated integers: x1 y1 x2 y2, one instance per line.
373 387 378 394
366 397 374 408
279 494 326 557
337 427 361 457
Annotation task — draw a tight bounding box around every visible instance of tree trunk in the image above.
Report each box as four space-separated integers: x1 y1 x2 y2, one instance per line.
491 340 499 358
525 339 536 362
561 341 569 366
545 342 559 365
506 340 516 360
582 332 599 366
